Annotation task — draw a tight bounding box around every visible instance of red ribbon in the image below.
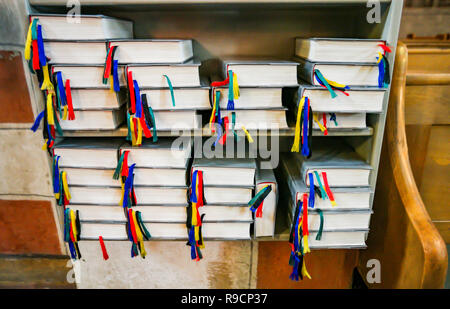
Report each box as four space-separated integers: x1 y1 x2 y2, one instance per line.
322 172 335 203
218 116 229 145
127 70 136 114
378 43 392 54
104 48 113 79
255 200 264 218
322 113 328 136
32 40 40 70
197 171 204 207
139 116 152 138
302 193 308 236
210 65 230 87
128 209 138 244
122 151 129 177
99 236 109 260
65 79 75 120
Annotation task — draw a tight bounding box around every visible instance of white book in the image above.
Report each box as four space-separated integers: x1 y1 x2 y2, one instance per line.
221 109 289 130
80 222 251 240
203 186 253 205
69 186 188 205
295 38 386 64
300 142 372 187
219 60 298 87
44 40 107 65
51 65 126 88
121 137 192 169
288 209 371 231
108 39 193 64
311 113 366 129
218 87 283 109
69 204 252 222
141 87 210 110
297 57 379 87
69 88 126 110
126 62 201 87
191 158 256 187
59 108 124 131
64 167 187 187
30 14 133 41
254 164 278 237
301 230 367 248
54 138 124 169
298 85 385 113
152 110 200 130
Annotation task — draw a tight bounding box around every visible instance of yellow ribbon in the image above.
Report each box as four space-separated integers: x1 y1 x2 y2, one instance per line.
376 52 383 64
301 258 312 279
130 115 137 146
209 90 219 130
303 235 310 254
313 113 327 133
42 139 48 150
291 96 305 152
323 77 347 89
24 21 33 60
41 65 54 91
70 209 78 242
109 75 114 92
136 120 143 146
62 171 71 200
46 93 54 125
62 105 68 121
242 126 254 143
119 183 125 206
233 73 240 99
132 210 146 258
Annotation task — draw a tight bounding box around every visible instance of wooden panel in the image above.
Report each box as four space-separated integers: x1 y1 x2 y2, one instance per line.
419 126 450 221
0 200 62 255
257 242 358 289
407 51 450 73
405 85 450 125
0 51 34 123
434 222 450 243
405 124 431 188
0 256 75 289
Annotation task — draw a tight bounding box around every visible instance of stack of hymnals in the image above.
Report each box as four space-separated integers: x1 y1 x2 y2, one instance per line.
293 38 390 136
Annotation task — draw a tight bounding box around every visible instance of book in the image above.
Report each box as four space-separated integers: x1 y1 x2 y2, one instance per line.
217 59 298 87
191 158 256 187
69 185 188 205
279 153 372 209
217 87 283 109
290 230 367 249
296 57 379 87
299 142 372 187
295 38 386 63
152 110 201 130
108 39 193 64
59 108 125 131
30 14 133 40
54 138 124 169
312 113 367 129
69 204 252 222
80 221 251 240
64 167 187 187
221 109 289 130
44 40 107 64
254 163 278 237
120 137 192 168
69 88 126 110
297 84 385 113
51 65 126 88
141 87 211 110
203 186 253 205
126 61 201 87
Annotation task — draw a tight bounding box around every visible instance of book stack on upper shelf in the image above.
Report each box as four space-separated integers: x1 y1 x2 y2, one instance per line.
122 39 209 135
189 158 256 240
32 14 134 131
292 38 390 133
279 141 373 248
208 59 298 132
54 137 194 241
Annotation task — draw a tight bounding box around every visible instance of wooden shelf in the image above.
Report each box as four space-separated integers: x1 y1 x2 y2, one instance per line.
60 126 374 138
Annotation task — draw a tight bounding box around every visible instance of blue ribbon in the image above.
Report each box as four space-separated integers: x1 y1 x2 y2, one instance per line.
53 156 60 196
301 97 310 157
188 227 197 260
56 72 67 106
378 56 385 88
190 170 198 203
30 111 45 132
36 25 46 66
122 164 136 208
308 173 315 209
113 60 120 92
133 80 142 119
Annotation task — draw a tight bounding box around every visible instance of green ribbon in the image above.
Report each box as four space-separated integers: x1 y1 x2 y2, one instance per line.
163 74 175 107
314 69 337 99
147 106 158 142
136 211 151 239
231 112 239 141
113 151 125 180
316 209 324 241
126 112 131 142
52 107 63 136
313 171 327 200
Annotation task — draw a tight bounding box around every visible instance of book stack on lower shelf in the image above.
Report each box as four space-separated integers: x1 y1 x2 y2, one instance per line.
54 137 193 240
189 158 256 240
279 141 373 248
293 38 389 133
